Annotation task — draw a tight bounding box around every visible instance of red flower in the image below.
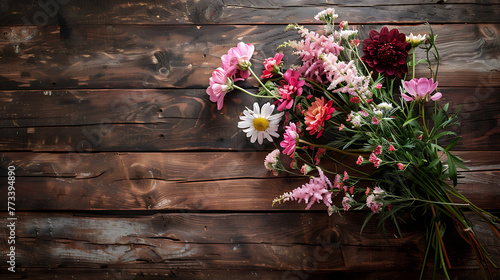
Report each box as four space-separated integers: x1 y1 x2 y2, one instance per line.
361 27 411 77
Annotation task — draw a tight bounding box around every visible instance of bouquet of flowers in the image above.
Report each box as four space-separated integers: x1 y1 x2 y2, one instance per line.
206 8 499 279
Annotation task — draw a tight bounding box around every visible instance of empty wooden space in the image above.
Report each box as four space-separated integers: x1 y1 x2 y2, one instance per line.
0 1 499 279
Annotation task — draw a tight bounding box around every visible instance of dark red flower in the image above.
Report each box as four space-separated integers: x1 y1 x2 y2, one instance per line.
361 27 411 77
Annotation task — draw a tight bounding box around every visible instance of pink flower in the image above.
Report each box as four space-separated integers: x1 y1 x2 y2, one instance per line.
289 168 334 209
359 110 369 117
375 83 383 89
418 134 423 140
277 69 305 111
221 42 255 80
397 163 405 170
280 122 300 157
356 156 363 165
369 153 382 168
300 164 308 175
372 116 380 124
342 194 355 211
207 67 232 110
373 145 382 155
366 195 383 213
402 78 442 102
349 186 354 194
261 53 284 79
389 145 395 152
304 97 335 137
264 149 280 172
339 124 344 131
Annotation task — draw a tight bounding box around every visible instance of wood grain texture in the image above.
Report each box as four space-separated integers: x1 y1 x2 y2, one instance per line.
0 24 498 90
1 151 498 211
0 87 498 151
2 269 499 280
0 0 499 25
0 212 498 273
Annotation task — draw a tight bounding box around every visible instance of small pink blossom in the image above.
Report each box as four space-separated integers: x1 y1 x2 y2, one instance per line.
389 145 395 152
356 156 364 165
350 39 360 47
359 110 369 117
369 153 382 168
418 134 423 140
342 194 355 211
206 67 232 110
343 171 349 181
375 83 383 89
264 149 280 172
280 122 300 157
261 53 284 79
402 78 442 102
301 164 308 175
398 163 405 170
373 145 382 155
339 124 344 131
349 186 354 194
372 116 380 124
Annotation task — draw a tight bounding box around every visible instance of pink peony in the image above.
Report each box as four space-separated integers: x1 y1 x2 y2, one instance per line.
277 69 305 111
206 67 232 110
280 122 300 157
221 42 254 80
402 78 442 102
304 97 335 137
261 53 284 79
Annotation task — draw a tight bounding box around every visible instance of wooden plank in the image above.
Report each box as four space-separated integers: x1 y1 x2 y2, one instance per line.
0 24 498 90
0 212 498 272
3 268 499 280
0 87 498 151
1 151 498 211
0 0 498 25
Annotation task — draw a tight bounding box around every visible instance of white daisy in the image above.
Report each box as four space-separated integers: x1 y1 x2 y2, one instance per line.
237 102 284 145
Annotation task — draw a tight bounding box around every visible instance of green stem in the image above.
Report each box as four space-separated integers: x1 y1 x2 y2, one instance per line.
421 102 429 139
233 85 275 99
298 139 365 157
248 68 277 98
412 47 416 79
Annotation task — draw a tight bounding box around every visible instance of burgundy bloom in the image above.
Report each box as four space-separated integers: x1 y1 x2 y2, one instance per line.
361 27 411 77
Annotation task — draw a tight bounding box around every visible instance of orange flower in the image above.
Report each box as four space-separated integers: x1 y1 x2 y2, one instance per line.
304 97 335 137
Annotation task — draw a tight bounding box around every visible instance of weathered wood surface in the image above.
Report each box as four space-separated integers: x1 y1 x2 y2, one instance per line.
0 151 499 211
3 269 500 280
0 87 499 151
1 0 499 25
0 24 498 90
0 212 498 274
0 1 499 279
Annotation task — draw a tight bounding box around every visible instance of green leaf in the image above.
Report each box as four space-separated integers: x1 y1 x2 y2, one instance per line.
403 116 420 127
445 136 461 152
446 151 458 186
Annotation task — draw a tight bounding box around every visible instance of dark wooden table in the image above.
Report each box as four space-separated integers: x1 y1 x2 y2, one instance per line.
0 1 499 279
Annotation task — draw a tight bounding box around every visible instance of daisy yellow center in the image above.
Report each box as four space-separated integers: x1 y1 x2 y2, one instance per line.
253 117 269 131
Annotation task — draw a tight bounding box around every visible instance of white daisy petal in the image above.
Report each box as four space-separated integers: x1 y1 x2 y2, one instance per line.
237 102 283 145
